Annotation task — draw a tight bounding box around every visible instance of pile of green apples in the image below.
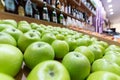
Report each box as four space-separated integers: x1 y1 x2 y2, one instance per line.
0 19 120 80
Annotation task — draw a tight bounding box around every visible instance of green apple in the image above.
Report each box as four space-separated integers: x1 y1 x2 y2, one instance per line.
24 41 55 69
30 23 40 29
28 29 41 38
88 44 103 60
27 60 70 80
0 73 15 80
105 50 120 55
36 27 45 33
62 52 90 80
51 40 69 59
2 27 23 41
56 34 65 40
0 44 23 77
75 46 95 63
76 38 91 46
65 38 77 51
94 41 109 49
103 53 120 66
18 30 41 52
87 71 120 80
17 21 31 33
105 45 120 53
0 19 17 28
0 32 16 46
41 30 51 36
0 24 15 31
41 33 56 44
92 59 120 76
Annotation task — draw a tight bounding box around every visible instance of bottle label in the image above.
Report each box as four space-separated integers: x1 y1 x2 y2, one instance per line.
18 6 25 16
60 19 63 24
5 0 15 12
53 16 57 23
25 0 33 16
43 13 48 20
34 14 40 20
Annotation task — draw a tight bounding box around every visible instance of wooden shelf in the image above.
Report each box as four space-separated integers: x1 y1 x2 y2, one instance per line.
0 12 64 27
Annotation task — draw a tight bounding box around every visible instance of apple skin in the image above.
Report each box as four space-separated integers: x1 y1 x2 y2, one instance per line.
92 59 120 76
65 38 77 51
103 52 120 66
76 38 91 46
0 24 15 31
0 44 23 77
0 73 15 80
41 33 56 44
87 71 120 80
17 21 31 33
27 60 70 80
0 19 17 28
51 40 69 59
75 46 95 63
88 44 103 60
30 23 40 29
2 27 23 41
0 32 17 46
24 41 55 69
17 30 41 52
62 52 90 80
56 34 65 40
105 45 120 53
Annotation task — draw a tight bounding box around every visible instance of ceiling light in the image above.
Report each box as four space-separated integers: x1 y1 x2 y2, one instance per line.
110 12 114 15
109 9 113 12
108 4 112 8
107 0 112 3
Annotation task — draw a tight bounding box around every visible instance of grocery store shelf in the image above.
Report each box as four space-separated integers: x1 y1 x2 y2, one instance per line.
0 12 64 27
69 26 120 46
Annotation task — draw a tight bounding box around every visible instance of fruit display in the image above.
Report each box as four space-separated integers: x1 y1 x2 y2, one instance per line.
0 19 120 80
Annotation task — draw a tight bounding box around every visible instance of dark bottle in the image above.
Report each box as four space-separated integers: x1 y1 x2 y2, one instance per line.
55 0 61 9
46 0 51 4
59 11 64 24
18 0 25 16
4 0 18 14
25 0 33 17
0 0 5 12
32 3 40 20
52 6 57 23
42 2 49 21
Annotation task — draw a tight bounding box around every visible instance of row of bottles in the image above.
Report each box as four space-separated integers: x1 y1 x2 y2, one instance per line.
0 0 64 25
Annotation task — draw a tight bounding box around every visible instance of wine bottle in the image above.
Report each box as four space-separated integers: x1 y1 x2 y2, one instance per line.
32 3 40 20
52 5 57 23
25 0 33 17
18 0 25 16
0 0 5 12
4 0 18 14
59 11 64 24
42 2 49 21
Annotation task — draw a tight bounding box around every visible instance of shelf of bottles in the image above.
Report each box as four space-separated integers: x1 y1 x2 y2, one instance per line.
0 0 96 27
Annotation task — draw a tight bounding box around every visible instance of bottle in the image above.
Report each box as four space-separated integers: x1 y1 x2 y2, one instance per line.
46 0 51 4
59 11 64 24
0 0 5 12
52 5 57 23
18 0 25 16
32 3 40 20
42 2 49 21
55 0 61 9
51 0 55 7
4 0 18 14
25 0 33 17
